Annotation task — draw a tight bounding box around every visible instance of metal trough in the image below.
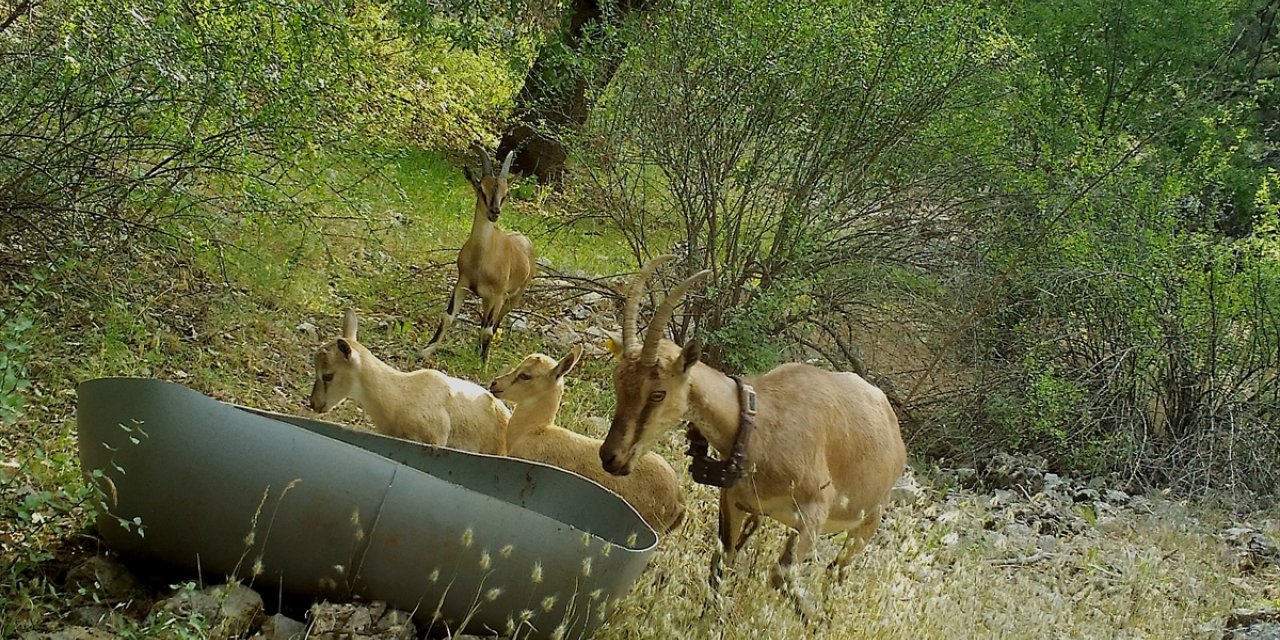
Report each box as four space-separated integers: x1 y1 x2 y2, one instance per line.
76 378 657 638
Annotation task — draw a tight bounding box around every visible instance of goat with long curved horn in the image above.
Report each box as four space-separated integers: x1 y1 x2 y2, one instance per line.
621 255 676 354
598 255 905 609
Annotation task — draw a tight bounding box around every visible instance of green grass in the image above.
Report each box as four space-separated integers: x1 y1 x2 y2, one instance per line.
2 147 1277 639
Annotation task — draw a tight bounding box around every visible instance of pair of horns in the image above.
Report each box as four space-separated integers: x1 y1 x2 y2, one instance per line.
477 146 515 180
621 255 712 366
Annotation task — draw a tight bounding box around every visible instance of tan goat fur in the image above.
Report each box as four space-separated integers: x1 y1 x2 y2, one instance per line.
311 310 509 455
489 345 686 534
422 149 536 363
599 256 906 593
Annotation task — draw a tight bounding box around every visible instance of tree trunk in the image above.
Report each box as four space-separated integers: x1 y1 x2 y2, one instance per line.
498 0 650 183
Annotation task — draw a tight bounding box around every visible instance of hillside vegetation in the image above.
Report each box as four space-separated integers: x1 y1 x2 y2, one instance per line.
3 0 1280 638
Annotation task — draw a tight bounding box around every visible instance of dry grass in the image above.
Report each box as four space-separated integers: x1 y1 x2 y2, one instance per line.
542 357 1275 640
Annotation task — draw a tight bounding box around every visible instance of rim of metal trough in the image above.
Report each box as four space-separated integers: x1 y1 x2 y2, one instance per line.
76 377 658 639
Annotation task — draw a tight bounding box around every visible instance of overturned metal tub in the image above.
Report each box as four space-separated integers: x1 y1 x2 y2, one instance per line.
77 377 657 639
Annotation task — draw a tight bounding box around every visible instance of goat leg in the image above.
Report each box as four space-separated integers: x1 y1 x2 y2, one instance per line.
827 504 883 583
709 490 750 590
770 500 827 606
478 295 502 365
422 279 466 358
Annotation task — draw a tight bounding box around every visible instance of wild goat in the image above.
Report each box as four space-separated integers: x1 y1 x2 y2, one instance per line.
421 149 536 363
599 256 906 593
311 310 509 455
489 345 686 534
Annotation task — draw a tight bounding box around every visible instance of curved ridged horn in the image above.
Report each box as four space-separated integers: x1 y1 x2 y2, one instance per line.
622 255 676 353
478 147 494 177
640 269 712 366
500 150 515 180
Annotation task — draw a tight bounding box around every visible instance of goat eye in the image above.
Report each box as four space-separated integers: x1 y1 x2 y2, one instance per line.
517 373 531 381
322 373 334 383
649 390 666 403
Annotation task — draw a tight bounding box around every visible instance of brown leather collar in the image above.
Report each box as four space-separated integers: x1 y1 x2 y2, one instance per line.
686 375 757 488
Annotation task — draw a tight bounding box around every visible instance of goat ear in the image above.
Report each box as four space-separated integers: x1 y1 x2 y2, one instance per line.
679 339 701 373
554 344 584 379
462 166 480 189
336 338 354 360
343 309 358 341
603 330 624 359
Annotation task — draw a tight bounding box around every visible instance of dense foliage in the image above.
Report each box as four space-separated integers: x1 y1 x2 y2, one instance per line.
0 0 515 293
578 0 1280 497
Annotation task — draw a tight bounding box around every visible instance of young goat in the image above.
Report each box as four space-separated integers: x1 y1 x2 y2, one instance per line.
599 256 906 596
311 310 509 455
421 149 536 364
489 345 686 534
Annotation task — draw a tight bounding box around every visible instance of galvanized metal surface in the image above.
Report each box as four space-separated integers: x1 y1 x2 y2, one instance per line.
77 378 657 639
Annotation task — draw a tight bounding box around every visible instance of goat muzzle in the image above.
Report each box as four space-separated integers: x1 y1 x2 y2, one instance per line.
599 445 632 476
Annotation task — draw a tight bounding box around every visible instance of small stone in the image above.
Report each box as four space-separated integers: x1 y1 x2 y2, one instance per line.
154 583 264 639
1042 473 1064 493
939 467 978 489
542 321 581 349
67 606 114 627
1226 608 1280 640
1222 527 1280 573
1001 522 1035 543
1072 487 1101 503
1103 489 1130 504
255 613 306 640
890 473 925 506
1036 535 1058 553
1095 516 1129 535
584 326 613 340
65 555 139 602
989 489 1018 508
980 452 1047 492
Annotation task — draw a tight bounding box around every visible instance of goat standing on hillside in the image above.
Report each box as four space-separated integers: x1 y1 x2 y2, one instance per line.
421 149 536 364
598 256 906 598
488 345 686 533
311 310 509 455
